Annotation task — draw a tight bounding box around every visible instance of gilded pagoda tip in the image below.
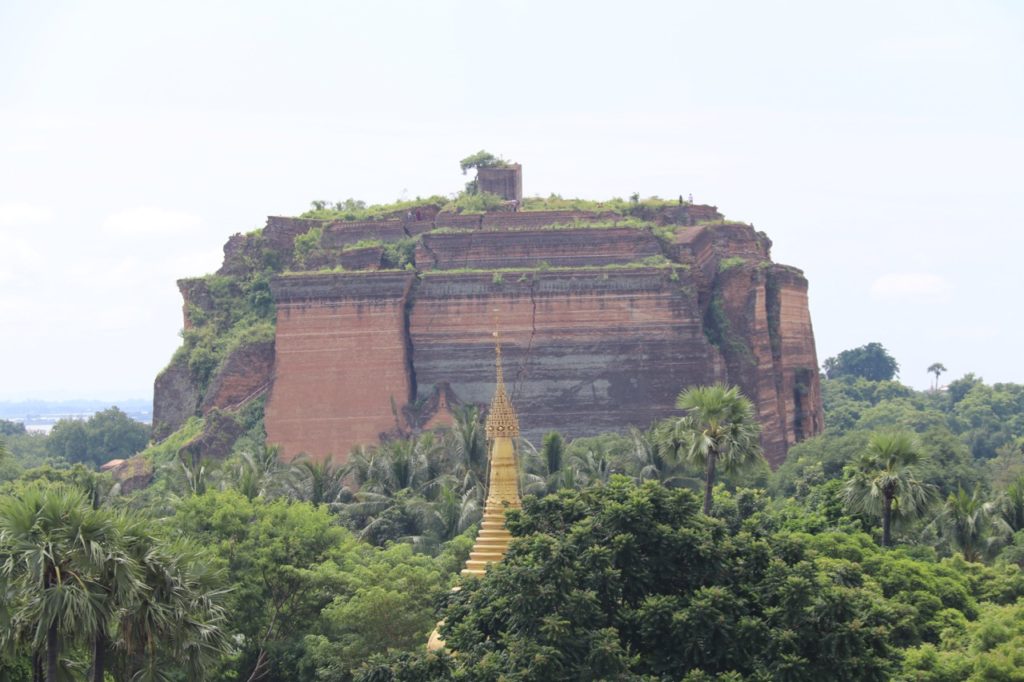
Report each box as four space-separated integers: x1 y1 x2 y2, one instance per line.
485 325 519 439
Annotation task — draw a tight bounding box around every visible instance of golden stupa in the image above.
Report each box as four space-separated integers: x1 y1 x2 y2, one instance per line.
427 328 522 650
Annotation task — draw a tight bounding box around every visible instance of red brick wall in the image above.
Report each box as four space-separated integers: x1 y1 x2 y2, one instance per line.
409 269 719 441
416 228 662 270
265 272 415 462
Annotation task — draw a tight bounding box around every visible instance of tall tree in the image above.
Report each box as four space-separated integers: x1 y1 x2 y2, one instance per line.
931 486 1010 562
85 514 145 682
843 431 934 547
927 362 947 391
172 491 350 681
823 342 900 381
0 485 112 682
458 150 508 174
655 384 763 514
112 531 230 681
45 408 149 469
540 431 564 480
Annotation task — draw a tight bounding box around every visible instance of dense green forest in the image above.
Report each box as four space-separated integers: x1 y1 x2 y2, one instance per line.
1 349 1023 680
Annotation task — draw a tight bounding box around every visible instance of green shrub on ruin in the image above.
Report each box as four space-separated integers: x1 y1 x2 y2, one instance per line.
138 416 205 463
444 191 507 213
382 237 417 269
719 256 747 271
300 196 447 222
293 225 324 267
174 271 276 397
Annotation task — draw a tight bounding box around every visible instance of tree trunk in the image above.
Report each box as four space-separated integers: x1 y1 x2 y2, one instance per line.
882 494 893 547
33 652 43 682
246 648 269 682
46 620 59 682
703 449 717 515
91 630 107 682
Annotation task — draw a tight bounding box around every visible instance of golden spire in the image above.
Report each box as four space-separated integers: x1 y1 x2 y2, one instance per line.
428 324 524 650
485 327 520 439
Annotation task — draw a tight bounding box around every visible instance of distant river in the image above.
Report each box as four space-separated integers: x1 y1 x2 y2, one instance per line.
10 412 151 435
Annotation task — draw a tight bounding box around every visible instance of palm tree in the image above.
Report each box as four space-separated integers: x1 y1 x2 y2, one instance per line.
655 384 764 514
927 362 947 391
176 451 212 497
0 485 229 682
996 475 1024 533
843 431 935 547
233 445 290 500
568 447 615 487
931 486 1011 562
626 427 700 490
0 484 112 682
359 435 442 498
87 513 146 682
114 532 230 680
444 406 488 498
404 484 481 548
517 434 584 496
289 454 347 506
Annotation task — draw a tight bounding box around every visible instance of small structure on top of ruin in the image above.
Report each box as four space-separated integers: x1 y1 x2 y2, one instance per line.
476 163 523 202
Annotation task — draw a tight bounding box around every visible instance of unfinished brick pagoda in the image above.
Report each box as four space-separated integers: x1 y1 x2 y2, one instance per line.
154 172 823 468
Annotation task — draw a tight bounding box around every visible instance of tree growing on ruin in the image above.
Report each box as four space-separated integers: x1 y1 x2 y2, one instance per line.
458 150 508 175
459 150 509 195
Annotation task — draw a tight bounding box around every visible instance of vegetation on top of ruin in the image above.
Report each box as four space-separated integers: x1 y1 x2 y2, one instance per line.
459 150 512 195
296 193 722 221
417 256 679 278
442 191 507 213
291 225 324 267
519 193 682 212
277 256 688 281
718 255 748 271
423 217 662 235
458 150 511 174
294 151 727 223
300 196 448 222
168 272 275 404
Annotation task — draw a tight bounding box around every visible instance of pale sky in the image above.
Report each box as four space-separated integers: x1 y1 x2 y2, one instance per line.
1 0 1021 401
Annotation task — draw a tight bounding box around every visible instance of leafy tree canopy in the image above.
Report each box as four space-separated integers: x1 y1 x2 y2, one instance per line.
436 479 905 680
0 419 27 437
362 477 1024 680
824 342 900 381
45 407 149 469
458 150 509 175
170 489 469 681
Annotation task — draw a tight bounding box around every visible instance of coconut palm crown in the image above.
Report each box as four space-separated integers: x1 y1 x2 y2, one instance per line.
655 384 764 514
843 430 935 547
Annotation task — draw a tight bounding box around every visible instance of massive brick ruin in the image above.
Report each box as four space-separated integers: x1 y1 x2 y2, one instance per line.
154 177 823 468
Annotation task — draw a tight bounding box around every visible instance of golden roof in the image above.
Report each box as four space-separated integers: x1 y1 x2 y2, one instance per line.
485 330 520 439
